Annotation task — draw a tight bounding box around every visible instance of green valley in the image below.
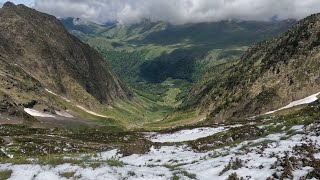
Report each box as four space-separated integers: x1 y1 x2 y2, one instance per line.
60 18 296 128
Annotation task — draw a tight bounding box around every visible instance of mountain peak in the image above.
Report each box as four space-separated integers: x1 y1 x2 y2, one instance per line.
2 1 16 10
2 1 34 15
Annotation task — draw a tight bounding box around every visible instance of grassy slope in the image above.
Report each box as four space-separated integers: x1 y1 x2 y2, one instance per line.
45 82 185 130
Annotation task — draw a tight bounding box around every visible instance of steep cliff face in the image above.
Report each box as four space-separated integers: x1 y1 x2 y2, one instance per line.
186 13 320 122
0 2 131 116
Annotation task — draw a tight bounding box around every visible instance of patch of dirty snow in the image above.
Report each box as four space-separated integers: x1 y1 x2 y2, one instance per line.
1 148 13 158
122 146 208 166
92 149 120 160
265 92 320 114
147 124 243 143
314 153 320 159
148 127 226 143
290 125 304 131
24 108 55 118
55 110 74 118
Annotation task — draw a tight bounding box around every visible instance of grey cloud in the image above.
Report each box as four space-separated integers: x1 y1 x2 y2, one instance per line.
33 0 320 25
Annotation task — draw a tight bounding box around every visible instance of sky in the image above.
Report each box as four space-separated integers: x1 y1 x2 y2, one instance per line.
1 0 320 25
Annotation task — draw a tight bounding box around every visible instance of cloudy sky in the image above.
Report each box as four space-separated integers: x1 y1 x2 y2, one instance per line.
2 0 320 24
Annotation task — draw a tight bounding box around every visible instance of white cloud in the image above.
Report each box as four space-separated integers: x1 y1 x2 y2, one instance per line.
33 0 320 25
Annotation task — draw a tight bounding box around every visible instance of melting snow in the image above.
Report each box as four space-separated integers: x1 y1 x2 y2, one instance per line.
76 105 109 118
1 131 319 180
147 127 226 142
24 108 55 118
289 125 304 131
1 125 319 180
45 89 71 102
265 92 320 114
147 125 243 143
0 148 13 158
314 153 320 159
55 110 74 118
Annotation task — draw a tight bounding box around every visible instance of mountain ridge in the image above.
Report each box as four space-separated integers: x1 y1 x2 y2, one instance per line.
0 2 131 119
185 13 320 122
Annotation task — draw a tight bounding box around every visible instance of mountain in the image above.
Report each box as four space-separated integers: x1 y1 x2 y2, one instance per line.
0 2 131 120
185 13 320 122
61 18 296 85
61 18 169 43
60 18 296 114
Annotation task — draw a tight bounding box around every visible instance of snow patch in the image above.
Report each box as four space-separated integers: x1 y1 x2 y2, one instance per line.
55 110 74 118
147 125 243 143
314 153 320 159
265 92 320 115
1 148 13 158
148 127 226 143
45 89 71 102
24 108 55 118
290 125 304 131
76 105 109 118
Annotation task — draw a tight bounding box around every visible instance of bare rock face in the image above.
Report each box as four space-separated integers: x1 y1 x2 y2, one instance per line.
186 13 320 122
0 2 131 114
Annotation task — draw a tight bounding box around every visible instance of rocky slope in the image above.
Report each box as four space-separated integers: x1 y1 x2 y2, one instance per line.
185 13 320 122
0 2 131 118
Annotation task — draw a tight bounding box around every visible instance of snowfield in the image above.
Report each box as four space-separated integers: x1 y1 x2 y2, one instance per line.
55 111 74 118
1 124 320 180
24 108 75 118
147 127 226 142
24 108 55 118
265 92 320 114
147 125 242 143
